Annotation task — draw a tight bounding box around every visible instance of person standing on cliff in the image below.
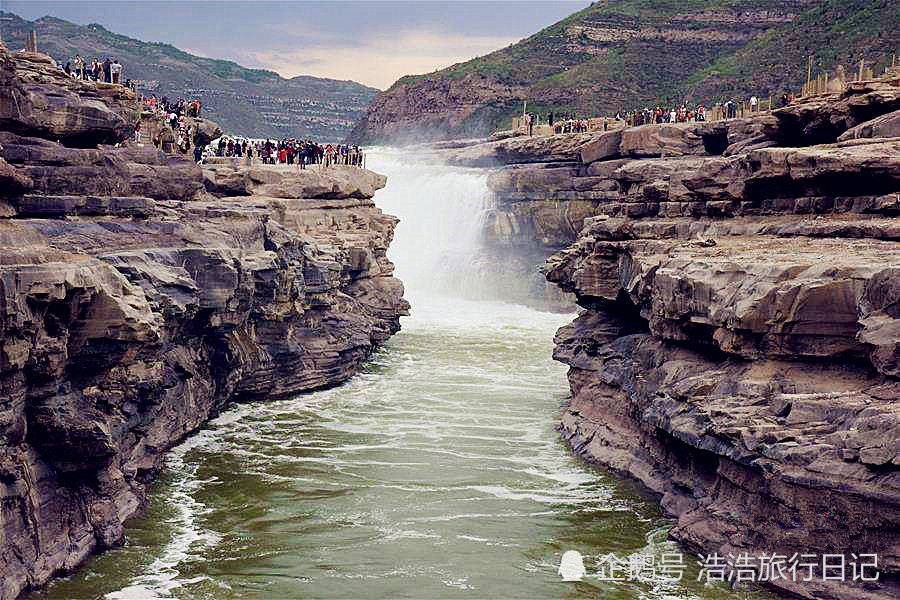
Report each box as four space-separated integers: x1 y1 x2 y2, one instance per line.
74 54 85 80
110 60 122 84
102 58 111 83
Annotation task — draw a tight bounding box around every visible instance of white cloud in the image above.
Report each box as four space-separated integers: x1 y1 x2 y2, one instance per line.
238 29 519 89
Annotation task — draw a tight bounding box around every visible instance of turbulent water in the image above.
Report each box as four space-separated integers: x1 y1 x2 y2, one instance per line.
35 150 775 600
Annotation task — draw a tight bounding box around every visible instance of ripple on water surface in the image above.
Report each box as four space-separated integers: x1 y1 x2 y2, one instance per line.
33 296 776 600
32 154 779 600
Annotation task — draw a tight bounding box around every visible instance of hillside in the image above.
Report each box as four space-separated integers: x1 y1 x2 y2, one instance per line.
347 0 899 144
0 13 378 141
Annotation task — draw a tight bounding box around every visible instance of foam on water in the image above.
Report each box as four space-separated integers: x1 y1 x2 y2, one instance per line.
105 431 223 599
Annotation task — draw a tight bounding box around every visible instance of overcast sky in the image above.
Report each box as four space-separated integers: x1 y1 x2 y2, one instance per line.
5 0 587 89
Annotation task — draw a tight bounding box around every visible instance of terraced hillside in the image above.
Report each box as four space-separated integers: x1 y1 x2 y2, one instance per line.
348 0 899 144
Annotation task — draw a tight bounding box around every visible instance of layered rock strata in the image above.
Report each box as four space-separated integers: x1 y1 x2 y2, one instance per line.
461 80 900 599
0 47 138 146
348 0 900 144
0 44 407 600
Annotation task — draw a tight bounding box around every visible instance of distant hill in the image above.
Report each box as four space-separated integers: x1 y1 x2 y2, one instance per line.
348 0 899 144
0 13 378 141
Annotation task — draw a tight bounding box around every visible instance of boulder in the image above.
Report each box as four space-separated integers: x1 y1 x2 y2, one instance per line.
580 128 623 163
619 122 707 158
0 45 137 146
203 166 252 196
192 117 222 147
837 109 900 141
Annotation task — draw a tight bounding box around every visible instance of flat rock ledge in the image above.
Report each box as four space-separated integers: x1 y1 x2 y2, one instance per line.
463 79 900 599
0 44 408 600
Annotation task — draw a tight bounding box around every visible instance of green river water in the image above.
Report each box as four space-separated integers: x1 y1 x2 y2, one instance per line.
32 151 778 600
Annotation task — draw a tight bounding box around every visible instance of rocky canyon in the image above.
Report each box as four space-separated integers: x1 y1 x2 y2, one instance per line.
443 73 900 599
0 44 407 599
2 20 900 600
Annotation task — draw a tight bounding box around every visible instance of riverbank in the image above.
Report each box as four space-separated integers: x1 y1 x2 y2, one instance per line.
0 44 408 600
442 78 900 599
27 150 782 600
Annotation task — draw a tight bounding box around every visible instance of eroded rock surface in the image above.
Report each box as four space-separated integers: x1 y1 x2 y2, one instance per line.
462 80 900 599
0 49 408 600
547 217 900 600
0 44 138 146
0 150 407 600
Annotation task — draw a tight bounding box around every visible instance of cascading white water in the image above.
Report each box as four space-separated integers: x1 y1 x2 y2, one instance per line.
365 147 497 301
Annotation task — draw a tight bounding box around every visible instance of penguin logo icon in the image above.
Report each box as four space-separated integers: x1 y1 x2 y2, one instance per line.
558 550 586 581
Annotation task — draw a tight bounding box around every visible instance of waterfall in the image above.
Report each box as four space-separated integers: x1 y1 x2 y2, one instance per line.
365 148 496 302
367 148 573 312
41 149 758 600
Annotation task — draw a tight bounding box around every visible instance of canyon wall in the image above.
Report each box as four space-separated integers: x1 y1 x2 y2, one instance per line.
0 46 407 599
461 78 900 599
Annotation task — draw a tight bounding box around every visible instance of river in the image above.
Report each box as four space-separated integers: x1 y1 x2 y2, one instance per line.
34 150 775 600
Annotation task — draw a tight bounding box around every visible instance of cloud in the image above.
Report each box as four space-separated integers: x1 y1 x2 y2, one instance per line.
237 29 519 89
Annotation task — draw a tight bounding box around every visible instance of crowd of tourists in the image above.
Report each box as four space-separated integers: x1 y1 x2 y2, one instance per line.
144 95 203 118
548 112 592 134
212 138 365 168
64 55 125 84
135 94 205 155
618 104 709 126
133 92 366 170
522 92 792 137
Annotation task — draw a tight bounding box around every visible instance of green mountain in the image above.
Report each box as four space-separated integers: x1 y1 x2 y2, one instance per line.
0 13 378 141
348 0 899 144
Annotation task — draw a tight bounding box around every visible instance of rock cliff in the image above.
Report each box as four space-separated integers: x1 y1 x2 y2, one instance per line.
465 78 900 599
0 44 407 600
